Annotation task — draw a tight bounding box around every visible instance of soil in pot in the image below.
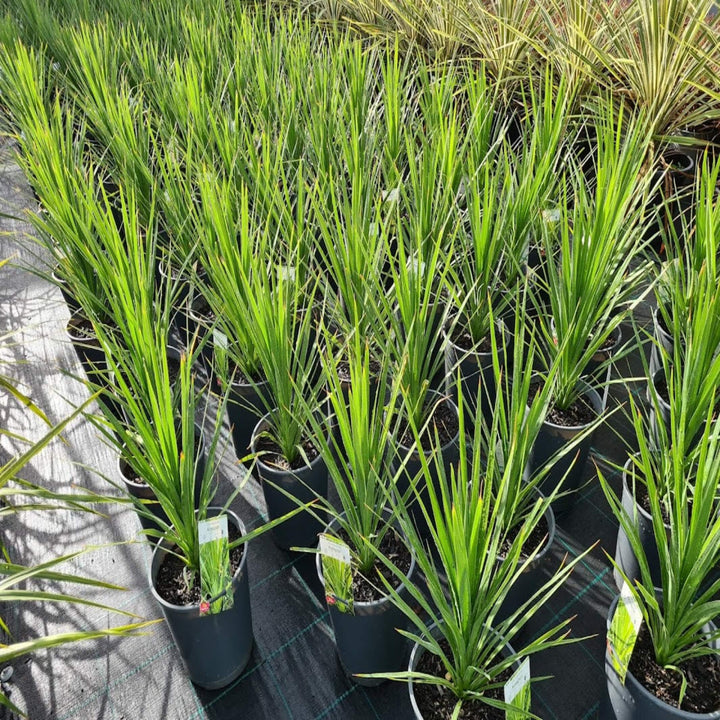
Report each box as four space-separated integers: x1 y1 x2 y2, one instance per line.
155 522 244 606
254 433 320 471
628 623 720 713
334 526 412 602
528 380 602 516
397 400 460 450
498 513 550 561
413 639 513 720
531 382 596 427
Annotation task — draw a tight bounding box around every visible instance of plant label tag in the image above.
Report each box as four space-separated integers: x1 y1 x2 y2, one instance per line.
213 329 229 351
504 657 531 719
277 264 296 283
542 208 561 224
318 534 354 615
198 515 228 544
608 582 642 684
198 515 234 616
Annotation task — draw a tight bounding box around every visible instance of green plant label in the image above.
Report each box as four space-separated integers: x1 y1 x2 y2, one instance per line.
504 657 531 719
608 582 642 684
198 515 234 616
319 534 354 615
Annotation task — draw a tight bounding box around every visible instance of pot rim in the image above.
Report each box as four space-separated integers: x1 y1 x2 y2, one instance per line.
621 453 671 531
250 409 327 475
395 390 460 454
315 509 417 610
442 318 507 357
534 379 604 431
407 623 520 720
149 506 247 614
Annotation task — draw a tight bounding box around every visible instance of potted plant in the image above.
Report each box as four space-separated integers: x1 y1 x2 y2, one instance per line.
295 332 418 683
374 226 459 540
530 106 653 513
195 175 271 460
600 401 720 718
360 371 592 718
236 220 328 550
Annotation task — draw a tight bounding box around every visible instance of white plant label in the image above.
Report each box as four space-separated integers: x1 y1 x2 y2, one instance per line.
504 657 531 719
608 581 643 684
319 533 351 564
198 515 228 545
542 208 561 224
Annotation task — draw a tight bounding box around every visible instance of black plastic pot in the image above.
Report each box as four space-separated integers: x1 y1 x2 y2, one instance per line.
648 368 671 449
66 310 107 380
149 507 253 689
407 625 521 720
251 412 329 550
119 456 170 535
52 267 81 316
316 512 416 686
613 456 669 590
582 325 623 409
227 377 270 461
443 324 503 427
528 382 604 516
496 490 556 623
650 306 674 378
605 594 720 719
119 426 208 535
390 392 460 540
646 149 697 259
157 260 208 340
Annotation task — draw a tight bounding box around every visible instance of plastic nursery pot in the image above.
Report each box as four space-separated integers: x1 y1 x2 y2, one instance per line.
390 392 460 541
613 455 670 591
496 488 556 624
226 376 271 462
648 368 671 449
52 266 81 315
316 512 416 686
581 325 623 407
119 425 207 521
66 310 107 380
250 411 329 550
149 507 253 690
407 625 521 720
528 381 604 517
443 322 506 428
157 260 209 340
605 594 720 720
650 306 674 378
118 454 170 536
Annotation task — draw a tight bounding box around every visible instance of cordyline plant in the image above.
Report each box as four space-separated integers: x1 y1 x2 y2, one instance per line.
649 158 720 460
586 0 717 142
204 183 324 466
0 43 107 318
538 104 654 411
195 172 263 387
297 330 403 576
376 226 453 436
599 393 720 707
361 367 592 715
81 187 298 583
655 155 720 353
